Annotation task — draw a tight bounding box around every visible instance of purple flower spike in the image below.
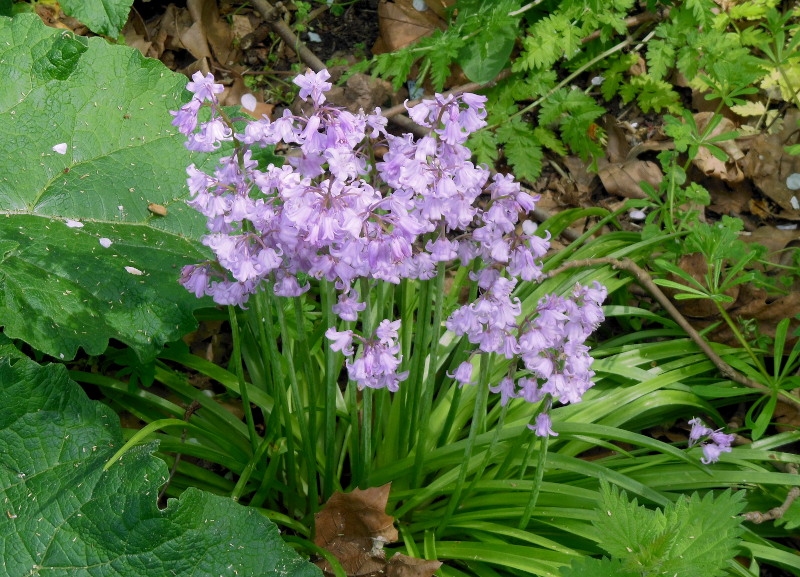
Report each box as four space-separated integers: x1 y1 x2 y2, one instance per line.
528 413 558 437
186 71 224 102
293 68 332 107
448 361 475 387
489 376 518 406
688 417 734 464
173 68 607 402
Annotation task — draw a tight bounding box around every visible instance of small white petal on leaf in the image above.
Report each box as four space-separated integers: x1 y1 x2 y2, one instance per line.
65 219 84 228
99 238 113 248
629 209 646 221
52 143 68 155
124 266 144 275
241 93 257 111
521 220 538 235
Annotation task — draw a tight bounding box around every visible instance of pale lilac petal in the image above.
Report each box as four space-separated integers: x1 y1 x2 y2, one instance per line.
241 93 257 112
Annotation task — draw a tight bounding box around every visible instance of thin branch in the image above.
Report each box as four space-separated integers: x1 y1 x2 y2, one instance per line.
545 257 800 409
250 0 326 72
742 465 799 524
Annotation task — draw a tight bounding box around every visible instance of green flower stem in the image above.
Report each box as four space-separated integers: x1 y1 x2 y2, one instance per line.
292 295 320 504
275 292 318 512
228 306 259 454
257 288 300 513
462 401 509 503
347 378 363 487
400 279 433 456
360 277 375 485
412 261 447 486
382 278 418 466
435 263 479 448
361 387 373 488
436 353 492 537
248 438 287 508
518 431 549 530
231 435 274 502
321 279 338 498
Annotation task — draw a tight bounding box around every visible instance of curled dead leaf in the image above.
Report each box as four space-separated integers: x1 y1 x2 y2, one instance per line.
598 159 662 199
314 484 398 576
375 0 445 53
741 109 800 220
387 554 442 577
692 112 744 183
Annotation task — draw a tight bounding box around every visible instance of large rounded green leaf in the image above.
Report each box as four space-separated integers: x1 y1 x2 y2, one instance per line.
0 15 215 361
59 0 134 37
0 356 321 577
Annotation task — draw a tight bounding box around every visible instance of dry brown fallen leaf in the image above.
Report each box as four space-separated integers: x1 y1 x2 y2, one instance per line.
190 0 241 69
313 485 441 577
386 554 442 577
374 0 445 54
325 74 394 114
741 109 800 221
315 484 398 576
597 158 662 199
744 227 800 274
707 177 752 217
691 112 745 183
561 156 598 197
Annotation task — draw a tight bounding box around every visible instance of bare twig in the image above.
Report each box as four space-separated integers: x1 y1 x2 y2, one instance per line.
581 11 660 44
545 257 800 409
250 0 326 72
743 464 799 524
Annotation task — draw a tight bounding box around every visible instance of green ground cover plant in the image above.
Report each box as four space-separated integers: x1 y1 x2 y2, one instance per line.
0 4 799 577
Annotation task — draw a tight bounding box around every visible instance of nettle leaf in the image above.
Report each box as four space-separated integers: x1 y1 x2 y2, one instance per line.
58 0 133 37
593 481 745 577
558 557 640 577
0 356 321 577
0 15 216 362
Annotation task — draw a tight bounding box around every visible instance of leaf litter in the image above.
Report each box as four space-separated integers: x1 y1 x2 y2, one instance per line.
30 0 800 556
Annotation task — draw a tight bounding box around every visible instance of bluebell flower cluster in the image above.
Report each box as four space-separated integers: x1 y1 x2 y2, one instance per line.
688 417 735 464
172 70 606 430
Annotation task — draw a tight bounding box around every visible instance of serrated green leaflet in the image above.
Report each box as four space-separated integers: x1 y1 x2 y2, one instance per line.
0 15 215 361
0 356 321 577
59 0 133 37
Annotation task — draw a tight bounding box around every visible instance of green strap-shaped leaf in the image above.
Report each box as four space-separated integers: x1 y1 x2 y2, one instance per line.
0 356 322 577
0 15 215 361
